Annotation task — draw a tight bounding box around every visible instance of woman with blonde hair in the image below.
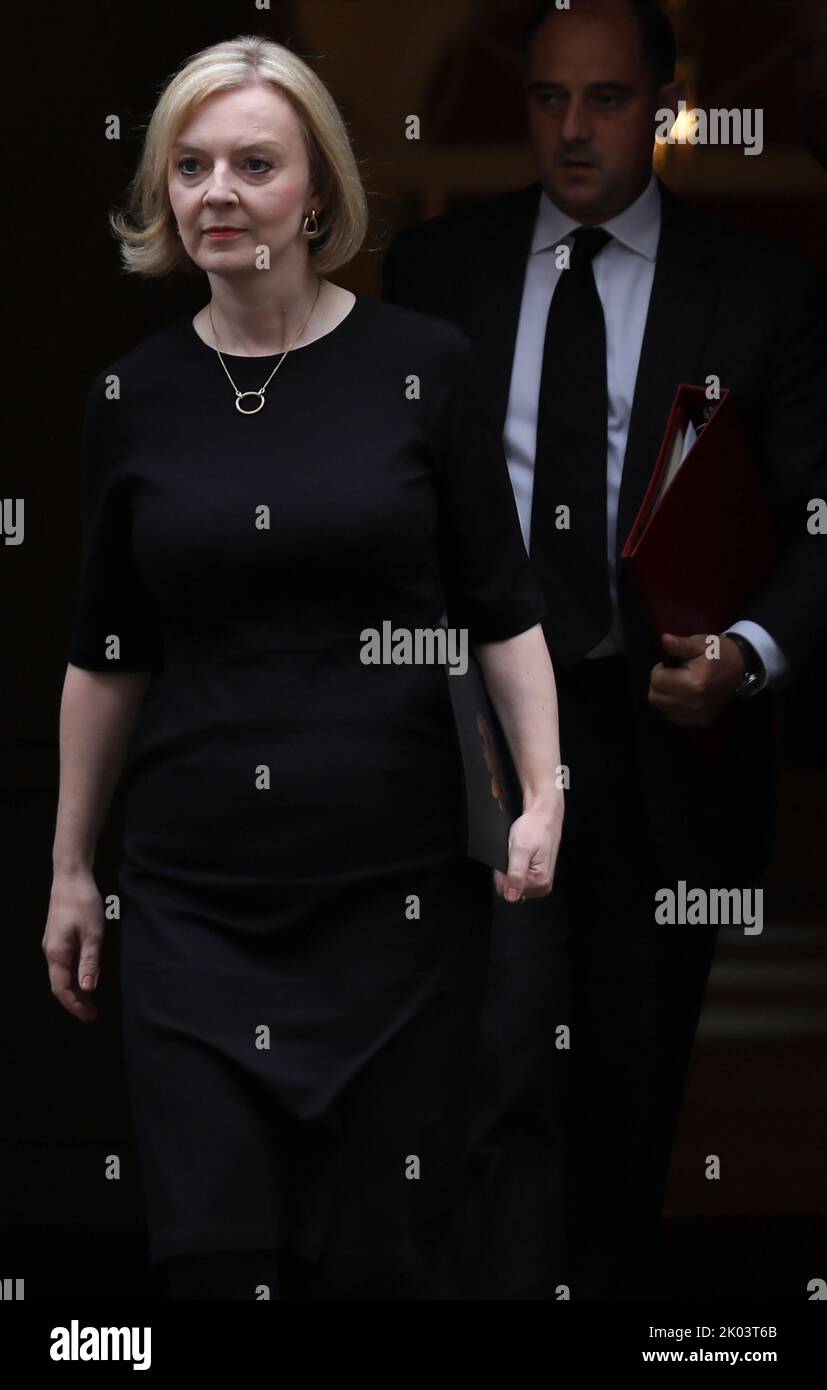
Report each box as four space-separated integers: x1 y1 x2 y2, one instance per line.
45 33 564 1299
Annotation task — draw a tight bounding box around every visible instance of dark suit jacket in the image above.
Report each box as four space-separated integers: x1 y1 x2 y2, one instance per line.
383 177 827 880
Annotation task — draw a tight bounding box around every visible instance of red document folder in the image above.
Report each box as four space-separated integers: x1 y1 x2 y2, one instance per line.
620 385 779 642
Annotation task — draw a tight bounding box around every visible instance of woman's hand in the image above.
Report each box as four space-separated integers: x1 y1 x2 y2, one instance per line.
493 790 564 903
475 626 565 904
42 868 106 1023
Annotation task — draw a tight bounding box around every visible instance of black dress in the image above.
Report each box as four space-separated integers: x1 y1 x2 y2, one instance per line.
68 291 546 1279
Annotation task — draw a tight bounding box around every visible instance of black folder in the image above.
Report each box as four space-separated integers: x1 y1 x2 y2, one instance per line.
442 643 521 872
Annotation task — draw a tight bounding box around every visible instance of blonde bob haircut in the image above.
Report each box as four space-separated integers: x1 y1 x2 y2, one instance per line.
110 34 368 277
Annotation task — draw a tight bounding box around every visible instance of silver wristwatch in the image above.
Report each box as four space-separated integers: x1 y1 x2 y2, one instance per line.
725 632 767 698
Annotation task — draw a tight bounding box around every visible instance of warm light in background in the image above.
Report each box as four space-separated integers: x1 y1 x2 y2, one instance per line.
654 57 696 172
670 105 693 144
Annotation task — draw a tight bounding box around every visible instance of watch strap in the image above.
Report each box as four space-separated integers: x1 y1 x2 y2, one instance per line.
725 632 767 697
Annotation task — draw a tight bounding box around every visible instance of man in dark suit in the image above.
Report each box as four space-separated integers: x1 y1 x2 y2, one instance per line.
384 0 827 1298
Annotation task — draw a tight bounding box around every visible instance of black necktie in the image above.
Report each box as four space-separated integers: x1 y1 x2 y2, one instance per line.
530 226 613 667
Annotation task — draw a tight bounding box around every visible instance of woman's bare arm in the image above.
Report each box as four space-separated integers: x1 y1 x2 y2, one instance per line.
475 623 564 904
45 665 153 1022
52 665 152 871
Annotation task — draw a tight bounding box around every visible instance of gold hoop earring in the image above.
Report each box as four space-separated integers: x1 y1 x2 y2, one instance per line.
302 208 320 238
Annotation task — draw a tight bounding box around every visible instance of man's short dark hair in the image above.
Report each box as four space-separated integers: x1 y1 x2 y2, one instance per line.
521 0 677 89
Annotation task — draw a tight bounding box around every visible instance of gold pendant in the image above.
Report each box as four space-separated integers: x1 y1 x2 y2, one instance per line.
236 391 266 415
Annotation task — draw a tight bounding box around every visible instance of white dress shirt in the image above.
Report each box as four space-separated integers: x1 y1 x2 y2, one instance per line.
502 173 788 685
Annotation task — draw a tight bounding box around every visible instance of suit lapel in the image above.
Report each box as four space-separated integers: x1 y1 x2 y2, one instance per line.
616 180 724 555
462 183 542 433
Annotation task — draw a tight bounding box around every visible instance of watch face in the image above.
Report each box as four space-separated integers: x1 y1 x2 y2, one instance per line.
730 634 763 681
738 669 764 698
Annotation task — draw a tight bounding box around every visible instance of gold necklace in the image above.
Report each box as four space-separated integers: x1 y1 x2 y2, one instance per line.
208 277 323 415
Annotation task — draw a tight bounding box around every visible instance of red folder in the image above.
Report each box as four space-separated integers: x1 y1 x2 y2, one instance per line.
621 386 779 642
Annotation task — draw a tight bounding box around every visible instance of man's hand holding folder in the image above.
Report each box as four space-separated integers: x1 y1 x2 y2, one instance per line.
648 631 753 727
620 385 779 728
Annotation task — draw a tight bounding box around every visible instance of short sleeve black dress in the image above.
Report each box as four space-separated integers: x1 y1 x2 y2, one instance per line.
68 291 546 1280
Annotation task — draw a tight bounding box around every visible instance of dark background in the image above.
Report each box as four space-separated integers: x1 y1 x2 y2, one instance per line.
4 0 825 1298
